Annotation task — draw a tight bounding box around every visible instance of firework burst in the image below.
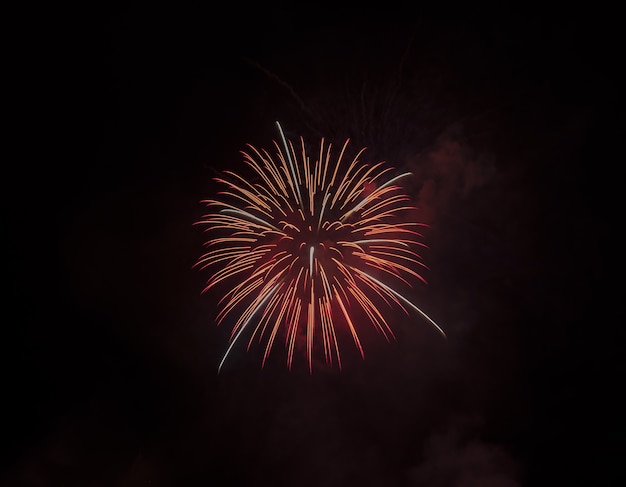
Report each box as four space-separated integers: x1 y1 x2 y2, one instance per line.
195 122 445 372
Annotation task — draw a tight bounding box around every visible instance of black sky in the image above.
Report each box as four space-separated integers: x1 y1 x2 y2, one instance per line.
4 4 623 486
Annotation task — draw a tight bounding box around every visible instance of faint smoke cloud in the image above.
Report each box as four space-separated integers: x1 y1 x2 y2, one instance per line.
407 123 496 225
408 417 521 487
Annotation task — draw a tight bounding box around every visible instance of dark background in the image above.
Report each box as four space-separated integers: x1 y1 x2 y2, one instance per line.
4 4 623 486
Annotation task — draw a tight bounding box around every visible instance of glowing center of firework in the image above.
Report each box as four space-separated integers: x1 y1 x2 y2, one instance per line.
195 122 445 373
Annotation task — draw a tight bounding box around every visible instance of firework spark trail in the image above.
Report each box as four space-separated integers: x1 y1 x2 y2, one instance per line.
195 122 446 372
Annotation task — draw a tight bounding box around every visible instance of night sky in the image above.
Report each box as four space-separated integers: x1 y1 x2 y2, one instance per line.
4 5 623 486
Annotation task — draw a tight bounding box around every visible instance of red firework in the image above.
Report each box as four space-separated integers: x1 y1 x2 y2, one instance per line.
195 122 445 372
